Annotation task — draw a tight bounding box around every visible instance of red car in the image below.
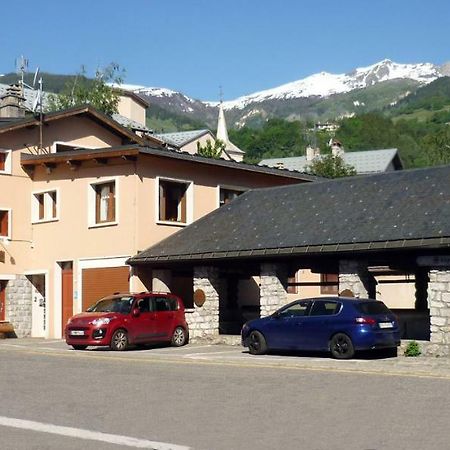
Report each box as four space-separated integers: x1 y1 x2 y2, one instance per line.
65 292 188 351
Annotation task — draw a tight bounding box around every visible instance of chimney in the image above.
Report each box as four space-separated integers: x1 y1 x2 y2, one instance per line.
0 84 26 118
331 139 344 157
306 146 320 161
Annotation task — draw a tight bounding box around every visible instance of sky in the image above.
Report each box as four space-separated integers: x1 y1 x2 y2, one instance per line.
1 0 449 101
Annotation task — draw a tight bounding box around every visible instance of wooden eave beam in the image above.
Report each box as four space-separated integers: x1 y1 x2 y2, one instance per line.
21 148 140 167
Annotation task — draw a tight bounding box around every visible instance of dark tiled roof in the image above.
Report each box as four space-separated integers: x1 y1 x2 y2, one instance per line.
128 165 450 265
19 144 319 181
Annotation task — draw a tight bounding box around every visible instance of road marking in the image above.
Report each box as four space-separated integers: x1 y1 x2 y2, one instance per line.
0 416 190 450
2 344 450 381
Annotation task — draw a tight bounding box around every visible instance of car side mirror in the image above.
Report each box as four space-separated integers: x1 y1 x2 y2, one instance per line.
131 308 140 318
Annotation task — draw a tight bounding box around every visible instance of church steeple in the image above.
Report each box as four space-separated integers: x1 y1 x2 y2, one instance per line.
215 98 245 162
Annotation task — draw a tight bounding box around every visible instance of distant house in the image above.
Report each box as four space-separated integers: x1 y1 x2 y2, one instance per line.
155 129 216 154
260 141 403 175
156 104 245 162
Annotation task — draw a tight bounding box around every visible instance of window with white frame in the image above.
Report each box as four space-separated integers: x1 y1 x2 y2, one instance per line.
0 150 12 174
32 190 58 222
90 181 116 225
158 179 191 224
0 209 10 239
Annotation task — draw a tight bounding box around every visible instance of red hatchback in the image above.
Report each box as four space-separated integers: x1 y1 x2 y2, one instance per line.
65 292 188 351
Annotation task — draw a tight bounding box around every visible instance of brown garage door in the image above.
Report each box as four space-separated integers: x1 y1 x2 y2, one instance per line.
82 267 130 311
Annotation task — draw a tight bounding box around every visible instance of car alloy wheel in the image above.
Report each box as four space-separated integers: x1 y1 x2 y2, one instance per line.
111 329 128 351
248 330 267 355
171 327 187 347
330 333 355 359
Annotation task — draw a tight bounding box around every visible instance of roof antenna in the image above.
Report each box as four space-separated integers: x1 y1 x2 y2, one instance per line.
15 55 29 96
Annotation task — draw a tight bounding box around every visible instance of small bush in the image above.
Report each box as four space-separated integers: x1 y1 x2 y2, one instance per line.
404 341 421 357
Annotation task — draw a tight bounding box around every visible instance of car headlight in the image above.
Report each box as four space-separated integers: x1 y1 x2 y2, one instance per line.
91 317 113 326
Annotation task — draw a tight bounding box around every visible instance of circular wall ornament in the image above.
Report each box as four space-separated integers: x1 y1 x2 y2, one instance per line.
193 289 206 307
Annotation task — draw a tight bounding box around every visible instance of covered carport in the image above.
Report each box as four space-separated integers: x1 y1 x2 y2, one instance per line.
128 165 450 356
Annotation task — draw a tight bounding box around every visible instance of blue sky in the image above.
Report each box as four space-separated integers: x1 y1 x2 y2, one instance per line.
1 0 449 100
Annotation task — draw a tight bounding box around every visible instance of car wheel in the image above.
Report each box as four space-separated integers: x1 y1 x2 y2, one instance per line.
110 329 129 351
248 330 267 355
171 327 188 347
72 345 87 350
330 333 355 359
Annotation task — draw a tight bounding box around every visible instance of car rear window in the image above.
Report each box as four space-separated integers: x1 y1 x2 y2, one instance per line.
356 302 390 315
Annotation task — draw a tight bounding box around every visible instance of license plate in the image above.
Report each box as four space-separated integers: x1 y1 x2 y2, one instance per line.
379 322 393 329
70 330 85 336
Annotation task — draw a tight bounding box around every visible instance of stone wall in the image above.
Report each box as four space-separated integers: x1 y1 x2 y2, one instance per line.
188 266 220 340
6 275 32 338
427 270 450 356
260 263 288 317
338 260 370 298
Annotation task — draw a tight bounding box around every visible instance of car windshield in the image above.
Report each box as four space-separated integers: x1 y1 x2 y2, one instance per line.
356 301 391 315
88 296 134 314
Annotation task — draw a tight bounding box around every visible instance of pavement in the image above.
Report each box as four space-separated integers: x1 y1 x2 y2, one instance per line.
1 337 450 380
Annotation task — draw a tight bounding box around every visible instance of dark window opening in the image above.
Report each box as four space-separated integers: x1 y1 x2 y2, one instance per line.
159 180 188 223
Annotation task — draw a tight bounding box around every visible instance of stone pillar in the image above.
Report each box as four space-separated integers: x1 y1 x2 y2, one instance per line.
338 260 372 298
187 266 220 339
260 263 288 317
152 269 172 293
6 275 32 337
428 269 450 356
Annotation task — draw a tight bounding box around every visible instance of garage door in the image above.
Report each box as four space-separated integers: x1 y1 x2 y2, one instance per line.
82 267 130 311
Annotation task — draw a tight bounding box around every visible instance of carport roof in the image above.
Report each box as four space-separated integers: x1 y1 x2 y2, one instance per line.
128 165 450 266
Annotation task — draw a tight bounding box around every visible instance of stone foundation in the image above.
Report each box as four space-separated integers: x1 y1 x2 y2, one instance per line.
260 263 288 317
428 270 450 357
6 275 32 338
339 260 371 298
188 266 220 339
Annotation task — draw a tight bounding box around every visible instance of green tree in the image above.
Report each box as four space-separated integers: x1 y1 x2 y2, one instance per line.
196 139 225 159
420 128 450 166
308 154 357 178
48 63 124 116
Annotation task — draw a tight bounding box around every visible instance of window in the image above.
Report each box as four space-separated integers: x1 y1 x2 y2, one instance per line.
310 301 341 316
320 273 339 295
219 187 244 207
0 150 12 174
150 296 178 312
32 190 58 222
94 181 115 224
278 301 310 318
158 179 190 223
0 210 10 239
287 274 297 294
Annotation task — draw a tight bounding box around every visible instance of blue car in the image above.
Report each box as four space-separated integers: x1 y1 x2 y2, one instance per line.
241 297 400 359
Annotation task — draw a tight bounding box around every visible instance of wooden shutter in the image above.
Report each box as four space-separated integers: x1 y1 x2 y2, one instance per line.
0 211 8 237
82 266 130 311
37 194 44 220
108 184 115 222
159 182 166 221
0 153 5 171
50 191 57 218
180 186 187 222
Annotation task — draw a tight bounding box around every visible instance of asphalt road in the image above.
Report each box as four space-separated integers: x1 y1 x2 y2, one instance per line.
0 340 449 450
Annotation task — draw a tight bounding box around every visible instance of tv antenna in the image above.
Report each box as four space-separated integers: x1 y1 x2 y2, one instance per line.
15 55 29 95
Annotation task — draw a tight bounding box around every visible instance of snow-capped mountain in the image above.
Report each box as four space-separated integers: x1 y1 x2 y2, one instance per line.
219 60 441 110
121 59 448 128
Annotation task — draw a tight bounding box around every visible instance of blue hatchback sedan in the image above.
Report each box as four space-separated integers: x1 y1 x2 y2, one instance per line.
241 297 400 359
